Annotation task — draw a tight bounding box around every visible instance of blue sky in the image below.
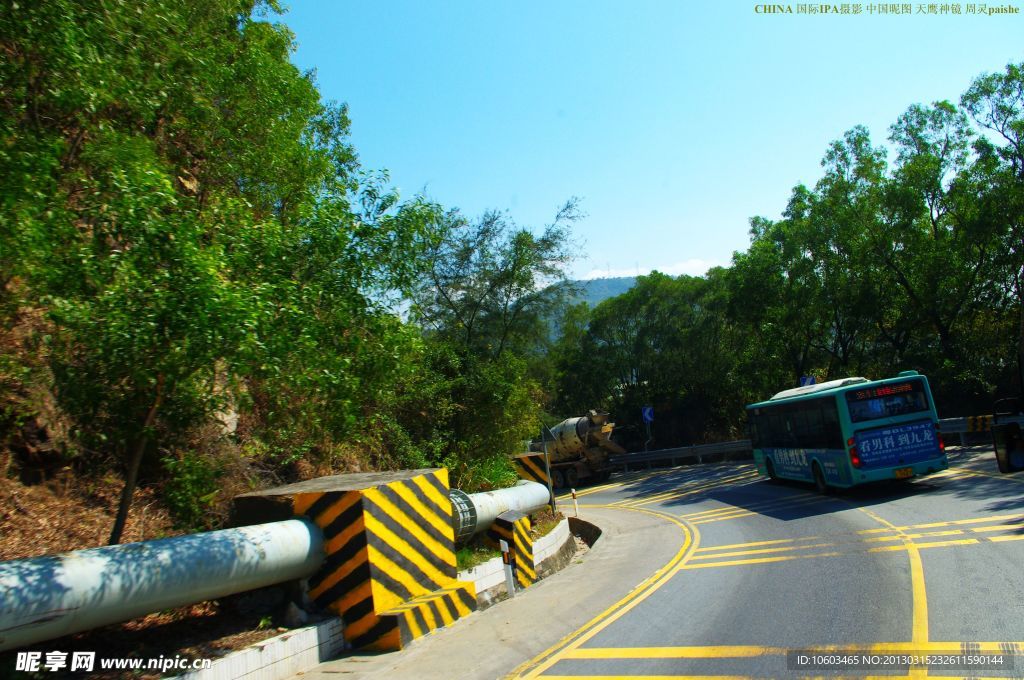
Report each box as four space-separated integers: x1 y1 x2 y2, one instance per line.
277 2 1023 280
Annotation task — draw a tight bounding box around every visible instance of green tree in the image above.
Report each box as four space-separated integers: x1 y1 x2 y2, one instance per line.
412 201 580 359
0 0 435 541
408 202 580 488
961 62 1024 395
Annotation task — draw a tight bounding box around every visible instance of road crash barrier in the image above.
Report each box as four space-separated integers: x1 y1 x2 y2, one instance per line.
968 414 994 432
232 469 476 652
513 452 550 488
1 470 553 654
486 510 536 589
939 414 1024 446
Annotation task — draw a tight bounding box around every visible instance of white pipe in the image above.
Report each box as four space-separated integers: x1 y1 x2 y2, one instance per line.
461 480 551 538
0 518 324 652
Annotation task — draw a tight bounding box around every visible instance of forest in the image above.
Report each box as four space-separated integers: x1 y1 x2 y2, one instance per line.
1 1 1021 542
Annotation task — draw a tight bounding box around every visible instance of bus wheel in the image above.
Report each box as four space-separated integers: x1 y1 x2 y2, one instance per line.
565 467 580 488
812 462 829 495
765 458 778 482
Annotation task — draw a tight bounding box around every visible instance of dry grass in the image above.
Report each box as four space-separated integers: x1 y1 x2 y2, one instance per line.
0 469 303 677
0 599 299 680
0 471 180 561
529 506 564 539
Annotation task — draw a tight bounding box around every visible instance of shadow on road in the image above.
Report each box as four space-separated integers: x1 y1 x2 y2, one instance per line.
604 446 1024 530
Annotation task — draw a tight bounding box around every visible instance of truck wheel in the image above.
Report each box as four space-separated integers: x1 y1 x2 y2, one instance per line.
551 469 565 489
565 467 579 488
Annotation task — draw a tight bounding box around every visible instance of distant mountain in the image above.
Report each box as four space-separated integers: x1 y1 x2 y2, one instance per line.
570 276 636 308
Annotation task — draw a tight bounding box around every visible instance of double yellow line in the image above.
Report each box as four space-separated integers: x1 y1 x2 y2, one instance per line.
682 491 830 524
509 506 701 679
683 513 1024 570
611 469 760 508
555 468 681 502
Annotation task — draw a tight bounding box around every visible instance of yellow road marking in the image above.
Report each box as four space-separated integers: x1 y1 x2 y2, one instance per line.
869 539 979 553
693 536 820 552
691 494 834 524
971 523 1024 533
539 676 1008 680
556 467 709 501
855 507 929 677
680 532 1023 569
862 529 965 543
912 513 1024 529
538 642 1024 680
989 534 1024 543
614 470 758 506
555 472 659 501
616 471 760 508
688 491 823 518
510 507 700 679
679 492 818 519
527 471 1022 679
688 542 836 560
948 465 1024 483
683 550 843 569
536 676 749 680
856 512 1024 534
560 641 1023 658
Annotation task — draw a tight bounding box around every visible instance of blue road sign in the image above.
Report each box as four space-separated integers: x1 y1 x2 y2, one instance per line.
800 376 816 387
642 406 654 423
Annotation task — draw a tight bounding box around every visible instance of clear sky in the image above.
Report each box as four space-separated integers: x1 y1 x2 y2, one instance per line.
277 1 1023 280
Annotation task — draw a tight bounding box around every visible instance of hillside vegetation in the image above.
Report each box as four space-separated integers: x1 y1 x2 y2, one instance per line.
553 70 1024 449
1 2 1022 553
0 0 576 547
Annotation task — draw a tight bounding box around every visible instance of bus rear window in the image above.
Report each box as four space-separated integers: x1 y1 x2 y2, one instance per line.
844 380 930 423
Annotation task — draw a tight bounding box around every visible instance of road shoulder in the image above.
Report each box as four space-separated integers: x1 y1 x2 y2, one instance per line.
292 505 687 680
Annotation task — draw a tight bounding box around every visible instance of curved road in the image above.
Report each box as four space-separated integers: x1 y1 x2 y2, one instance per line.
513 445 1024 679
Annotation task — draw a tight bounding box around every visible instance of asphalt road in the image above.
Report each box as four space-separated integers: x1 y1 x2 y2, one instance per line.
513 445 1024 679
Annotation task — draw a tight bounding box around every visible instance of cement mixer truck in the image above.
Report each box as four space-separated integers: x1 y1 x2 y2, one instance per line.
528 410 626 489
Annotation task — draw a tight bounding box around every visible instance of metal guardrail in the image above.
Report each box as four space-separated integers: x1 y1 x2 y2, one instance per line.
939 415 1024 446
609 440 753 471
938 415 1024 433
608 416 1024 471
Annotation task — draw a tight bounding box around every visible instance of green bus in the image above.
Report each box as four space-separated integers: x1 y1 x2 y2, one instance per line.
746 371 947 492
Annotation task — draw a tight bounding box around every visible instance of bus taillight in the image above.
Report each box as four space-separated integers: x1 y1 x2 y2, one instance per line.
846 437 862 468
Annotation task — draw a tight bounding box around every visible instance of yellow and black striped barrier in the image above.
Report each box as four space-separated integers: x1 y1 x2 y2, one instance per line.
487 510 536 589
513 452 550 487
284 469 476 651
968 414 994 432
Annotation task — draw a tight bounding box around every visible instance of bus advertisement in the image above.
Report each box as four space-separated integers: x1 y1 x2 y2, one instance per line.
745 371 947 492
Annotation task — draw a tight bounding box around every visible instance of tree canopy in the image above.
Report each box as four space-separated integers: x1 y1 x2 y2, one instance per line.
553 63 1024 449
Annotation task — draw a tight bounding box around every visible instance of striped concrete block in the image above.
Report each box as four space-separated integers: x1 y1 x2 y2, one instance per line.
487 510 536 589
513 453 550 487
353 582 478 651
231 468 475 653
968 414 994 432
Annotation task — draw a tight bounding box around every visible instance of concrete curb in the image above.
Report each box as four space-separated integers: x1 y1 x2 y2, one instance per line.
179 617 345 680
458 518 576 609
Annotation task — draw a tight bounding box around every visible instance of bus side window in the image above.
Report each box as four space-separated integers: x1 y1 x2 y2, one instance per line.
784 409 802 447
805 407 824 449
748 417 760 447
768 413 784 448
822 403 842 448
